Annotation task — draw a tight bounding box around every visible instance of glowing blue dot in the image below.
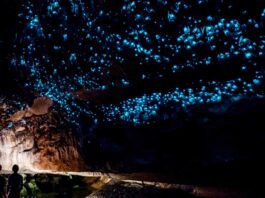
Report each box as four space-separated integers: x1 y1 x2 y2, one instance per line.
253 79 261 85
245 52 252 59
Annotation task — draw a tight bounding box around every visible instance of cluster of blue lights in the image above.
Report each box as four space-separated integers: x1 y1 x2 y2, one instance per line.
11 0 265 125
101 75 264 124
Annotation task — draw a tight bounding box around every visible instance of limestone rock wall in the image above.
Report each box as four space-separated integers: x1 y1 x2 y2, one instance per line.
0 98 86 172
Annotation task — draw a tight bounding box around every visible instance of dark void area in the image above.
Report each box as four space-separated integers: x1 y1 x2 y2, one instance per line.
0 0 20 94
81 97 265 188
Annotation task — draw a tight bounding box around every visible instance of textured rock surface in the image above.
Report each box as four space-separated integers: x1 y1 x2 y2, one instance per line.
1 95 265 176
87 180 263 198
0 97 86 171
88 180 197 198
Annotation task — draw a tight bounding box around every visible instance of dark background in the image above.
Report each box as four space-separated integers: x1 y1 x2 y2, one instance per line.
0 0 265 189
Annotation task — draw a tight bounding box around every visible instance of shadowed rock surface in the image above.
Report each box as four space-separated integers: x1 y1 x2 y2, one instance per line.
88 180 199 198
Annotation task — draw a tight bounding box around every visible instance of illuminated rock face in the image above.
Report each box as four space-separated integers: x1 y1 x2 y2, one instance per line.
0 99 86 172
0 127 35 171
1 0 265 174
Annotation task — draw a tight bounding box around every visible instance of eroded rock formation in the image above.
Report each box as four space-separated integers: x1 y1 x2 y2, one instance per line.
0 97 86 171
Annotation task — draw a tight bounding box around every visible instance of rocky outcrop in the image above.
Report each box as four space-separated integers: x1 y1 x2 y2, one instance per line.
0 97 86 171
87 180 198 198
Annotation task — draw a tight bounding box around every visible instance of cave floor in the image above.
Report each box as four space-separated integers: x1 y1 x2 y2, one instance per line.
1 171 262 198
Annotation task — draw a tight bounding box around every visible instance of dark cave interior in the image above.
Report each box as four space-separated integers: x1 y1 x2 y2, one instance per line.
0 1 265 197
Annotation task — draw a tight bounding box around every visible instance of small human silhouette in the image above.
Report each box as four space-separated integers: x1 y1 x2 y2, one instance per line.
0 165 6 198
7 165 23 198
